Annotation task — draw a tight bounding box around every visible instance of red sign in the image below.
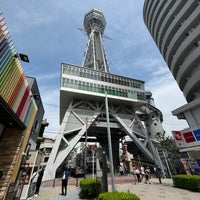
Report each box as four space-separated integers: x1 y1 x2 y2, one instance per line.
172 131 185 147
183 132 196 143
173 131 182 140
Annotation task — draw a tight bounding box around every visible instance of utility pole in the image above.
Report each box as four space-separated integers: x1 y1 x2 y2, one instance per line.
84 118 88 179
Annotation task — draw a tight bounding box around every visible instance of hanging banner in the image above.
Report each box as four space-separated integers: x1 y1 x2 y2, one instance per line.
188 159 200 175
180 159 191 175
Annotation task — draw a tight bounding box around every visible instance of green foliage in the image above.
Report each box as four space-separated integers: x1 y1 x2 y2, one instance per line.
160 136 179 150
37 137 45 142
173 175 200 191
79 178 102 199
98 191 140 200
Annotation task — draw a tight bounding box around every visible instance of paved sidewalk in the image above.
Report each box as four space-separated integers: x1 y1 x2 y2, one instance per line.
31 185 80 200
31 176 199 200
114 178 199 200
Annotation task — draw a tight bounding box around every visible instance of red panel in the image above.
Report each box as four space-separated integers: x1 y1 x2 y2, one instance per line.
16 85 30 117
183 132 196 143
8 73 25 107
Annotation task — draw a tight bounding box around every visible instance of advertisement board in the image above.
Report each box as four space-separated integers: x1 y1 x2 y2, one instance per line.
172 127 200 148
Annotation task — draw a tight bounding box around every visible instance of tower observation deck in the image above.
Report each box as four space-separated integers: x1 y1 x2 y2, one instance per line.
83 9 110 73
43 9 165 181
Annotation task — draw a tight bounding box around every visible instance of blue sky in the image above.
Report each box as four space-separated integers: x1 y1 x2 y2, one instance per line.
1 0 188 138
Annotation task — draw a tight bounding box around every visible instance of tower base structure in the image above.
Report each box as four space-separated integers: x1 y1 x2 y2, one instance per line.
43 71 164 180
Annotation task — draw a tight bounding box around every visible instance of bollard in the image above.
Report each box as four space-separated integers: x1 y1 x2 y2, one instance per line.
76 177 79 187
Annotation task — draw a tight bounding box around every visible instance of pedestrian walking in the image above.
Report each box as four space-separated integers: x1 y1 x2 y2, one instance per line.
156 167 162 184
119 165 124 176
132 166 137 184
62 167 70 196
145 166 151 184
27 169 39 199
123 164 128 175
34 167 45 197
135 167 141 183
140 166 145 182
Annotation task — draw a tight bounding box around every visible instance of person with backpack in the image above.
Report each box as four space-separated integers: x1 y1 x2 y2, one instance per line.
61 167 70 196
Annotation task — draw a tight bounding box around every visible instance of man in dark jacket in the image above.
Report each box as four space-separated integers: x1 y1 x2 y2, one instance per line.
34 167 45 197
62 167 70 195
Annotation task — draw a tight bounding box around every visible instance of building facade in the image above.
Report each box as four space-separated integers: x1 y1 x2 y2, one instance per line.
39 138 55 166
0 13 42 199
20 77 47 199
143 0 200 171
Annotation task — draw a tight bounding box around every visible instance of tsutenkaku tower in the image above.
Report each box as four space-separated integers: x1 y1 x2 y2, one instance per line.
43 9 164 181
82 9 110 73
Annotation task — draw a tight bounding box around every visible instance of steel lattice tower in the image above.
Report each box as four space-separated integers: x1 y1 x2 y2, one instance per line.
43 9 164 181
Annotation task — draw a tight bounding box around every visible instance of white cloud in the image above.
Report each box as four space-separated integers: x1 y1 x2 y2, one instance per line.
147 71 188 135
41 87 60 138
37 72 60 83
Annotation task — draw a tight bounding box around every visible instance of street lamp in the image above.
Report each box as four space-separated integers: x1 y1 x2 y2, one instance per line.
14 53 29 62
31 94 40 100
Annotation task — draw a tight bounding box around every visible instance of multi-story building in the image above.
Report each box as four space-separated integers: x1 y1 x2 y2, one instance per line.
26 77 45 149
143 0 200 173
0 13 38 199
22 137 54 199
39 137 55 165
20 77 47 199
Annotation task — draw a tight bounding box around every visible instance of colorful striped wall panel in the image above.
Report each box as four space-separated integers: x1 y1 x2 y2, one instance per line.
0 13 37 128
